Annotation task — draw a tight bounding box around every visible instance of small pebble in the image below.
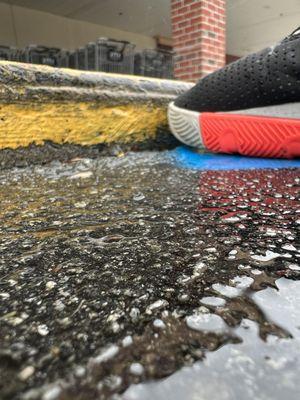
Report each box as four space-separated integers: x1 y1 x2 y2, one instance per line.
42 386 62 400
200 297 226 307
19 366 35 381
265 229 277 237
186 313 226 333
204 247 217 253
289 264 300 271
282 244 297 252
178 293 189 303
70 171 92 179
37 324 49 336
231 276 254 289
223 216 240 223
122 335 133 347
74 201 87 208
74 366 86 378
251 250 281 262
212 283 241 298
146 300 168 314
251 269 263 275
129 307 140 321
129 363 144 376
153 319 166 329
133 193 145 201
45 281 56 290
93 345 119 364
193 262 206 276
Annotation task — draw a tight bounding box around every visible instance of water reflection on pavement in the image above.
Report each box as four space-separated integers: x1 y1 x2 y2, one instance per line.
0 153 299 399
124 278 300 400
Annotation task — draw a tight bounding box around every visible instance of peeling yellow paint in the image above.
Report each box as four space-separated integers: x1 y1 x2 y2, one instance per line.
0 102 168 149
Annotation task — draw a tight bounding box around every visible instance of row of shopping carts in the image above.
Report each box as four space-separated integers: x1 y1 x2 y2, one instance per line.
0 45 69 67
0 38 174 79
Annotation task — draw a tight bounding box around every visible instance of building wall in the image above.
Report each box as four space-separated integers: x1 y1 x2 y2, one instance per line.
171 0 226 82
0 2 156 51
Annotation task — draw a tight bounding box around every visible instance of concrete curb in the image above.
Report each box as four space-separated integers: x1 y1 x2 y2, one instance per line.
0 62 192 155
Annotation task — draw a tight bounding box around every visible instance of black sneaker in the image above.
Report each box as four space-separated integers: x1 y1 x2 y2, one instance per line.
168 28 300 158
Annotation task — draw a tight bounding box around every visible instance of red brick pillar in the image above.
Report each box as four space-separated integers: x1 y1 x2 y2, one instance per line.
171 0 226 82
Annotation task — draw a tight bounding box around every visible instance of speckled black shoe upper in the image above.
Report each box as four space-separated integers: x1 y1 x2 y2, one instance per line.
175 28 300 112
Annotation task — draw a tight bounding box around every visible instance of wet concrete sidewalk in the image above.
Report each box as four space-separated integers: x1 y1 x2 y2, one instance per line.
0 152 299 400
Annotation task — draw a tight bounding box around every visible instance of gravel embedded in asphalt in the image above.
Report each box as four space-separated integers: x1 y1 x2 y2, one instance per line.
0 153 299 399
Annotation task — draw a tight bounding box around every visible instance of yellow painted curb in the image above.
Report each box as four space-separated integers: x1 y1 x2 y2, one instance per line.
0 62 192 150
0 103 167 149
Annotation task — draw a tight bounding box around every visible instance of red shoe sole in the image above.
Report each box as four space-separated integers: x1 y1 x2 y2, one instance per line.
201 113 300 159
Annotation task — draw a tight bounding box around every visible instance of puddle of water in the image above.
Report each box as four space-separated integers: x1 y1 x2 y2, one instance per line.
124 279 300 400
252 278 300 337
186 313 228 334
200 296 226 307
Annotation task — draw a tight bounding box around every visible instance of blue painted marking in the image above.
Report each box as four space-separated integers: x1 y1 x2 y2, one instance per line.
171 146 300 170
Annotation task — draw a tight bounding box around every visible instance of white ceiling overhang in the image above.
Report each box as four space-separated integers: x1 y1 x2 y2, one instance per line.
2 0 300 56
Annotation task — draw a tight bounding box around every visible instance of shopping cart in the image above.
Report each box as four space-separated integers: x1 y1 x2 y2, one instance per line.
95 38 135 74
134 49 174 79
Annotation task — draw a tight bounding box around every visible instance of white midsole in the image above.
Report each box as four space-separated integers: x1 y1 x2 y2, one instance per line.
227 102 300 119
168 102 204 147
168 101 300 148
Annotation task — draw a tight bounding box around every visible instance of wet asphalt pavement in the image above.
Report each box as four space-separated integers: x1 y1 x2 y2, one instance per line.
0 152 299 400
